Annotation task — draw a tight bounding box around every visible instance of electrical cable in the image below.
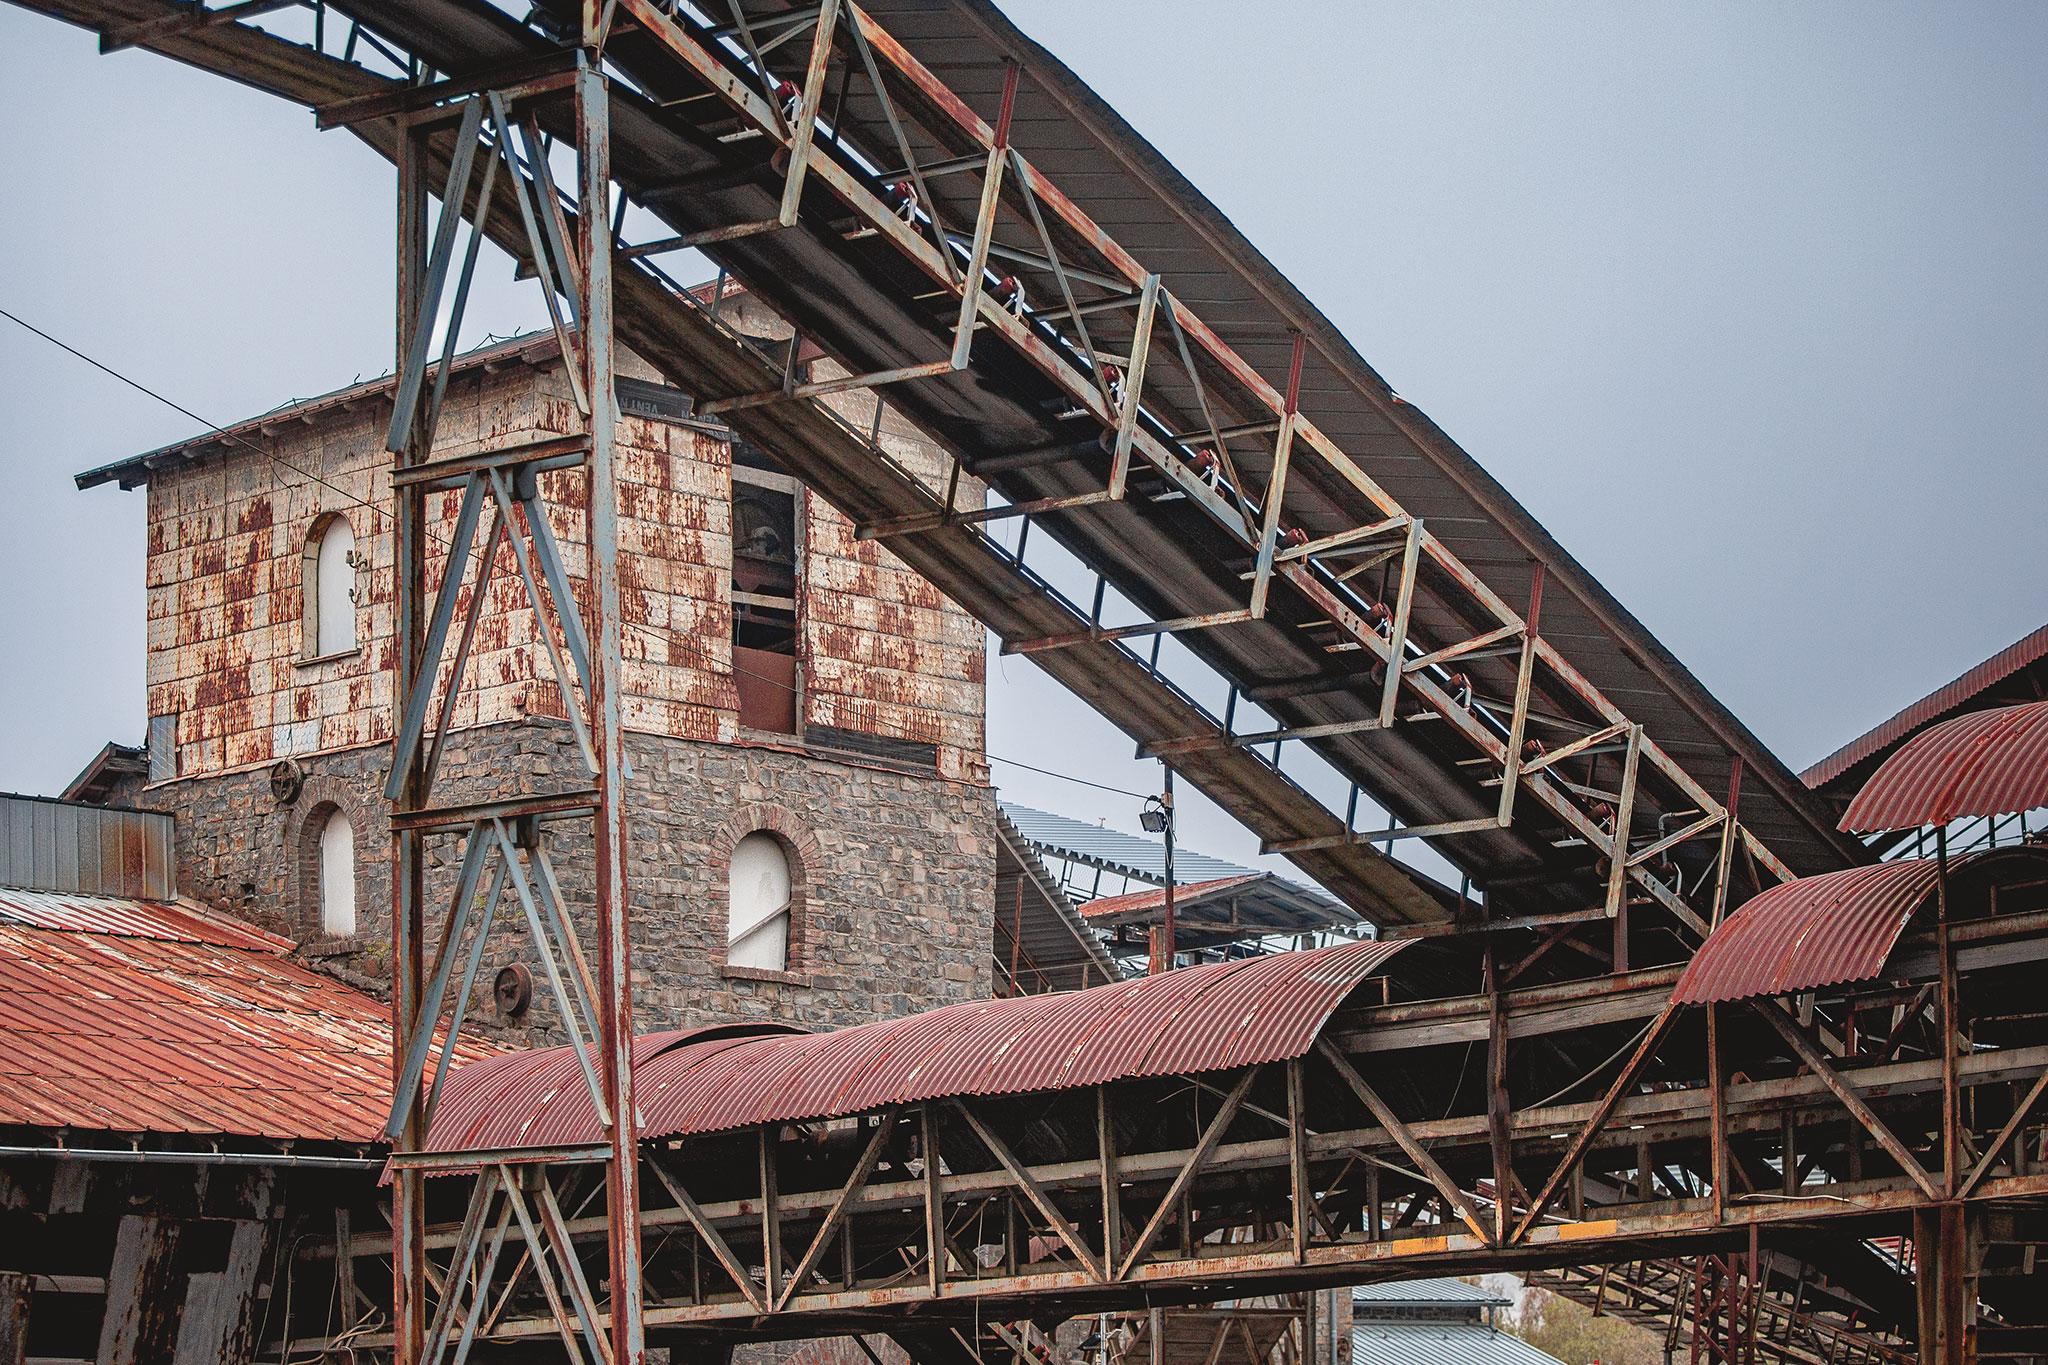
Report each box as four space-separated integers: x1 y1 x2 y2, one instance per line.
5 306 1164 808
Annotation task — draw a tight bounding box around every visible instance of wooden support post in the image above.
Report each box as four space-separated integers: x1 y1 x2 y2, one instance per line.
1248 335 1306 619
1287 1058 1311 1262
1098 1085 1122 1268
0 1273 26 1365
1496 564 1544 825
1484 941 1513 1242
922 1105 945 1294
1606 725 1642 972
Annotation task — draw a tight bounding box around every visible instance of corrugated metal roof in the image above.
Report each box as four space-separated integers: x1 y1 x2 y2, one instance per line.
1805 623 2048 792
1350 1324 1560 1365
0 897 494 1142
429 940 1405 1150
1673 848 2048 1005
1351 1279 1506 1307
1839 700 2048 833
1000 803 1337 903
0 886 290 953
1671 860 1941 1005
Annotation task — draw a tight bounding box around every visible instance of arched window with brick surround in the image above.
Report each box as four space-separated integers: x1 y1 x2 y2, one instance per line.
727 831 793 972
304 513 359 658
317 807 356 936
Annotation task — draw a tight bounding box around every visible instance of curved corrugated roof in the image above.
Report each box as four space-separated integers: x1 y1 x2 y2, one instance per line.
1840 700 2048 833
1672 846 2048 1005
427 940 1405 1151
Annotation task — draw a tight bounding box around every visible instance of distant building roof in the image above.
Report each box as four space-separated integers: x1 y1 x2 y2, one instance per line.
1351 1278 1559 1365
998 802 1340 907
1079 873 1360 949
993 807 1121 991
1350 1323 1559 1365
1352 1278 1507 1307
0 884 492 1145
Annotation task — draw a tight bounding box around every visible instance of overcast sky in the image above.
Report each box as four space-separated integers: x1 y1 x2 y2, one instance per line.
1 4 2041 874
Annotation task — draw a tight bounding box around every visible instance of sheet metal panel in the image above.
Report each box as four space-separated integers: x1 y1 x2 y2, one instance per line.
0 904 495 1143
1839 700 2048 833
428 941 1403 1148
0 886 288 952
1671 860 1943 1006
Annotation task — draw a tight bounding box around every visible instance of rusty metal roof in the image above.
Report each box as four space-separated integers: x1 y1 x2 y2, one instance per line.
0 886 289 952
1805 623 2048 793
1672 846 2048 1005
1672 860 1942 1005
428 940 1405 1150
1838 700 2048 833
1080 876 1266 922
0 894 491 1143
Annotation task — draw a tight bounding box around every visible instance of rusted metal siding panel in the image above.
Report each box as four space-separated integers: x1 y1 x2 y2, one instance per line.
1804 623 2048 790
0 795 175 900
428 940 1404 1149
1839 700 2048 832
1671 860 1944 1005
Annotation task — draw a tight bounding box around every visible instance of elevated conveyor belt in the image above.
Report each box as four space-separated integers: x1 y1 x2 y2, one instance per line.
35 0 1856 941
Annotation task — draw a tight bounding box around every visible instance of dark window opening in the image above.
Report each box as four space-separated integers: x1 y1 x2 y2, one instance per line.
733 450 802 734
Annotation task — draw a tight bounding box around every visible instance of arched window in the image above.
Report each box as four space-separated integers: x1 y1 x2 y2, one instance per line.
317 808 357 936
304 514 359 657
727 831 792 971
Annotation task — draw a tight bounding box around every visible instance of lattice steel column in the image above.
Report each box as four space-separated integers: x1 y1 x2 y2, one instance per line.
380 29 641 1365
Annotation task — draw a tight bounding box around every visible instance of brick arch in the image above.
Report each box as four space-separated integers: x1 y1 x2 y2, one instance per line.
289 772 372 942
711 803 818 982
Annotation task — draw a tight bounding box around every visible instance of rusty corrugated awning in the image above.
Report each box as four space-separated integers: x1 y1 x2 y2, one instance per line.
428 939 1405 1151
1839 700 2048 833
1672 846 2048 1005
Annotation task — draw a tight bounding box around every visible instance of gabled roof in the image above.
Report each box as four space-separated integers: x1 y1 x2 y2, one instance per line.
999 802 1339 905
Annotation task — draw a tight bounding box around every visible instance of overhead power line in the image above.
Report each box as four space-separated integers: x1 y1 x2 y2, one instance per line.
4 306 1151 806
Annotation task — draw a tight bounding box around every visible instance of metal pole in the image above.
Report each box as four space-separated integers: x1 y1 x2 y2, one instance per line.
576 57 646 1365
390 118 430 1365
1158 768 1176 972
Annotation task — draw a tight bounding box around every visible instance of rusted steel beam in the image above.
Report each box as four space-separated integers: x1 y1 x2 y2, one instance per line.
1750 999 1942 1201
97 0 295 53
1314 1042 1490 1242
1511 1000 1681 1242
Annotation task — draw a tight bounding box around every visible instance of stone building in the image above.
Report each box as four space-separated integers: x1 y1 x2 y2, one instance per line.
71 285 1011 1033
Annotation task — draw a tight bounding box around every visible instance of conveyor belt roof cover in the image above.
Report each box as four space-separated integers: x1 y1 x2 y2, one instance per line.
882 0 1850 877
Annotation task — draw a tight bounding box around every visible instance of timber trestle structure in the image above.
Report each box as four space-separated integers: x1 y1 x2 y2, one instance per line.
14 2 2048 1364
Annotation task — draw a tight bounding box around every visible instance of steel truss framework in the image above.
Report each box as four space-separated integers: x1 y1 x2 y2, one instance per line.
295 858 2048 1364
12 3 2045 1363
31 0 1847 936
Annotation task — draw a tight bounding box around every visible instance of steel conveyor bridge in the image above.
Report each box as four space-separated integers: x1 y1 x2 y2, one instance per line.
12 4 2044 1364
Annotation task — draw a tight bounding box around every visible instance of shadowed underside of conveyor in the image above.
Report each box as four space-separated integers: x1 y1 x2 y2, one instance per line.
19 0 1857 949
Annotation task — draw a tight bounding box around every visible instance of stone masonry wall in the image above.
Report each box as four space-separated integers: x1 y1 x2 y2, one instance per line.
134 718 994 1034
